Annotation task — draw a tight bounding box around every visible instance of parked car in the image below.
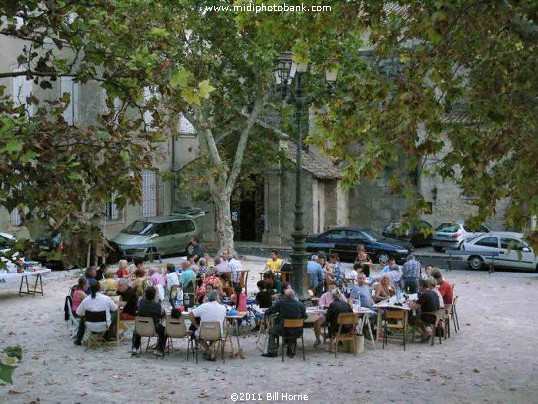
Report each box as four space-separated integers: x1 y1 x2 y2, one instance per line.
305 227 412 264
111 213 201 259
0 232 17 252
382 220 434 248
432 222 490 252
463 234 537 272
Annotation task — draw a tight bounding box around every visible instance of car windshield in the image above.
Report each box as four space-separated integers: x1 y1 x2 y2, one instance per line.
437 223 460 233
362 229 384 241
122 221 154 236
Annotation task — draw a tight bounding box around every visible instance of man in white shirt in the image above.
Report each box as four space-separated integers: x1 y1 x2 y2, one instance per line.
189 290 227 360
228 254 243 285
75 283 118 345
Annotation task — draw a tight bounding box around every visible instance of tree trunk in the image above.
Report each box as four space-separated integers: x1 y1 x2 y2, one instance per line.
213 192 235 255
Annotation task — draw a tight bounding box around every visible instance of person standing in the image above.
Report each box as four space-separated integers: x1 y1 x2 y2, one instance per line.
307 255 325 297
401 255 422 294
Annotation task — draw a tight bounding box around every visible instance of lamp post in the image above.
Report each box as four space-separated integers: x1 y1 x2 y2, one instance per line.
274 52 337 301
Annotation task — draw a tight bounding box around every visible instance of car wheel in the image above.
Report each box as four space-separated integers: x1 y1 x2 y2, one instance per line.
185 242 195 256
468 255 484 270
376 252 390 265
433 246 443 252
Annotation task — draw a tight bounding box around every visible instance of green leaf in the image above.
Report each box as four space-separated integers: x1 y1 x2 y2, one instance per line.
120 150 131 162
68 172 82 180
181 87 201 106
4 140 24 153
149 27 169 38
198 80 216 99
95 130 112 140
170 67 190 89
0 363 16 384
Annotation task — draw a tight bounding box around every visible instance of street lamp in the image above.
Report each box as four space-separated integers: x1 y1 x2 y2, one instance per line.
274 52 338 301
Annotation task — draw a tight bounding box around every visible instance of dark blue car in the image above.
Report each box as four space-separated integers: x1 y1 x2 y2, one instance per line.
305 227 413 264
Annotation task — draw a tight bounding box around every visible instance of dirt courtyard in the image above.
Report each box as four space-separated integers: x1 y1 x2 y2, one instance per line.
1 258 537 404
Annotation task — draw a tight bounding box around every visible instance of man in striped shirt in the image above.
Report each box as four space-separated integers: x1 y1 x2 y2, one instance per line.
401 255 421 294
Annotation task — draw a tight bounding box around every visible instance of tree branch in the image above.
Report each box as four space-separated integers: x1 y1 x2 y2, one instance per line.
226 94 266 191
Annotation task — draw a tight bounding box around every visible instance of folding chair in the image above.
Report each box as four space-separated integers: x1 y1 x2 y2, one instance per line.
165 317 189 357
334 313 359 357
195 321 226 364
65 294 80 333
382 310 408 351
84 310 112 351
134 316 158 354
415 309 445 346
281 319 305 362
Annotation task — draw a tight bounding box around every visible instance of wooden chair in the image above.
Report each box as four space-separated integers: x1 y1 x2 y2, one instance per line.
448 296 460 333
165 317 189 357
382 310 408 351
281 319 305 362
334 313 359 357
84 310 112 351
196 321 226 364
134 316 158 354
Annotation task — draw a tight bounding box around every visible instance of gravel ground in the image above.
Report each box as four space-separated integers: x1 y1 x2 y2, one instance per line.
1 258 537 404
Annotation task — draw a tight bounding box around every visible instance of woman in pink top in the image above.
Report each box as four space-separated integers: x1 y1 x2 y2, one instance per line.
231 284 248 312
71 277 88 315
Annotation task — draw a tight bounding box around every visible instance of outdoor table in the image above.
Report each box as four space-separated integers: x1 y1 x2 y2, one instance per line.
0 268 51 297
373 294 417 340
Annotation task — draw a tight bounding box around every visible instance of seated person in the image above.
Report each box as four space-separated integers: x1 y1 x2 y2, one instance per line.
74 282 118 345
84 267 98 291
170 307 182 319
328 253 344 288
187 236 204 264
196 267 224 304
263 271 282 295
231 284 247 312
214 257 230 274
165 263 180 295
313 283 346 346
71 277 88 316
149 267 166 287
133 256 146 275
179 261 197 288
262 289 307 358
381 256 400 274
131 286 166 357
409 278 441 342
252 280 273 331
103 269 117 294
349 274 376 315
116 259 130 278
326 289 353 353
188 290 227 361
198 258 209 274
343 263 359 290
430 268 453 306
95 263 106 281
131 268 150 297
373 275 395 303
264 249 283 273
422 264 434 280
116 278 138 320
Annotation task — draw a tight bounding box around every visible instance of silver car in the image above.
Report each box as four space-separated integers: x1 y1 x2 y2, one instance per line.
463 234 537 271
111 214 200 259
432 222 490 252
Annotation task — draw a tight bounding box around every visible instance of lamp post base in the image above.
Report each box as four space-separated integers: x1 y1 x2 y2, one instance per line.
290 231 309 301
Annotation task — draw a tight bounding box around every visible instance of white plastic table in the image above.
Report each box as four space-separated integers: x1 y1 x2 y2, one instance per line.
0 268 52 297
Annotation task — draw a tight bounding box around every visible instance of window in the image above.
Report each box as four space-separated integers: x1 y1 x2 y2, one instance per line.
475 237 498 248
10 209 22 226
60 76 79 125
327 230 346 240
172 220 195 234
104 194 122 221
346 230 365 240
500 238 525 251
12 69 35 116
142 170 158 217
